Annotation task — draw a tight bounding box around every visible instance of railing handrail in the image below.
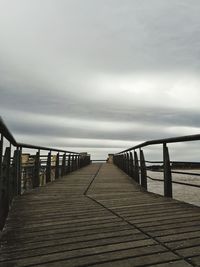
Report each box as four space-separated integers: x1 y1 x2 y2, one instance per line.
117 133 200 154
18 143 80 154
0 117 17 146
0 116 80 154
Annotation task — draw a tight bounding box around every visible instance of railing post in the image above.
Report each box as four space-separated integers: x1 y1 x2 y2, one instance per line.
129 152 134 178
124 154 126 172
34 150 40 188
163 143 172 197
134 151 140 183
122 154 126 171
115 155 118 168
0 134 3 226
0 134 3 187
55 153 60 179
0 146 11 229
114 155 117 166
113 155 116 165
17 147 22 194
68 154 71 173
46 151 51 183
79 155 82 168
77 155 80 169
126 153 129 174
61 153 66 176
71 155 74 171
74 155 77 170
140 149 147 190
125 153 128 173
12 148 21 196
120 155 123 170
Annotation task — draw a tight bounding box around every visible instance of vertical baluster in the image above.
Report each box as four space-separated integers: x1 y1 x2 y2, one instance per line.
124 153 127 173
117 155 120 168
126 153 130 174
87 155 90 165
120 155 123 170
122 154 125 171
61 153 66 176
18 147 22 194
118 155 120 168
124 154 127 172
55 153 60 179
74 155 77 170
12 149 21 196
68 154 71 173
46 151 51 183
113 155 116 165
77 155 80 169
0 134 3 187
114 155 116 166
140 149 147 190
0 146 11 229
134 151 140 183
71 155 74 171
163 143 172 197
129 152 134 178
74 155 76 170
34 150 40 187
8 143 13 205
80 155 82 168
0 134 3 226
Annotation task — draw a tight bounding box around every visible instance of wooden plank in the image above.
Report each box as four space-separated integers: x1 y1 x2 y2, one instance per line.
0 163 199 267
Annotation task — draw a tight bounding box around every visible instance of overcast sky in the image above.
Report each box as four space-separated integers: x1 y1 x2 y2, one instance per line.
1 0 200 160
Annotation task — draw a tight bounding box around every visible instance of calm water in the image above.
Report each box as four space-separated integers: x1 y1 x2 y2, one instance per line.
147 169 200 207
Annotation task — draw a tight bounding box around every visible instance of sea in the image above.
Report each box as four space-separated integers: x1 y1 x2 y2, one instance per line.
147 169 200 207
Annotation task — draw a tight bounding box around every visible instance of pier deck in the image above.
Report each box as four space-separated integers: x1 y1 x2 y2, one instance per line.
0 163 200 267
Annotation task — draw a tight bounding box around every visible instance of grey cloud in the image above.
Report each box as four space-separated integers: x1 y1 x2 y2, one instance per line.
1 0 200 159
1 0 200 74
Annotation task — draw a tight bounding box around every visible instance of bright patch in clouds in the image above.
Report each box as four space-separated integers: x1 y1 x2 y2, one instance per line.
89 73 200 110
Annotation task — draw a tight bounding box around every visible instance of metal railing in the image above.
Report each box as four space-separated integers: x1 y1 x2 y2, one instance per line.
0 117 90 230
113 134 200 199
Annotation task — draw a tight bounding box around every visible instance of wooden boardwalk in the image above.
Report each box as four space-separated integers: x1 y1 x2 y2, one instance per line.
0 163 200 267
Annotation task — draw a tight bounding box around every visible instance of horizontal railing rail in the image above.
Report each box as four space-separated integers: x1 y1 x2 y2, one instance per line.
118 134 200 153
0 117 91 230
18 142 79 154
0 117 17 146
113 134 200 201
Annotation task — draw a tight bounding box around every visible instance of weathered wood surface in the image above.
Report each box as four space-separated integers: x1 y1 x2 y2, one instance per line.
0 163 200 266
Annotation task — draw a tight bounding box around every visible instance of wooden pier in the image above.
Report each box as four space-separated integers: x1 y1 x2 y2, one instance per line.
1 163 200 267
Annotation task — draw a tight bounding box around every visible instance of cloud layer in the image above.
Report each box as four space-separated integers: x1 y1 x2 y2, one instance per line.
1 0 200 160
